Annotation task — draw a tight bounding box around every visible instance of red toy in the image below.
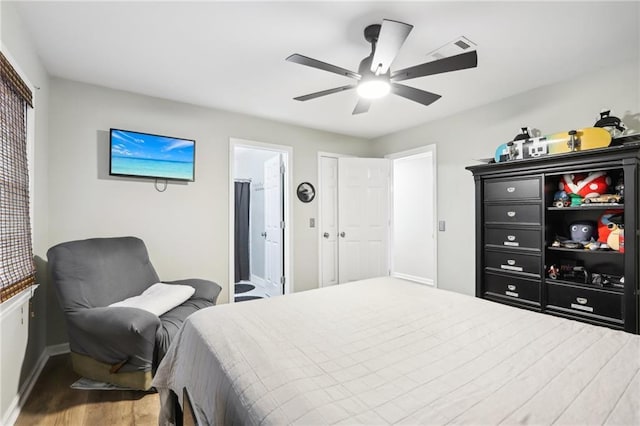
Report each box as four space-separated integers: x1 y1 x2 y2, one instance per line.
597 209 624 244
559 171 610 198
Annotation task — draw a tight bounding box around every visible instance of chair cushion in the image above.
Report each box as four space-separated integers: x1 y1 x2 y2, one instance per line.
155 297 214 367
109 283 195 317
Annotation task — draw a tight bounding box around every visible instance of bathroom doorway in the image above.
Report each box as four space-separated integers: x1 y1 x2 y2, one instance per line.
229 139 292 303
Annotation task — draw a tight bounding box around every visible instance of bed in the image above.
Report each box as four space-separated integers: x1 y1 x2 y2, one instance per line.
153 277 640 425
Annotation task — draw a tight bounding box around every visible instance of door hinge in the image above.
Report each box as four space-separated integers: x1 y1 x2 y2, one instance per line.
280 276 286 285
280 221 285 229
280 163 285 175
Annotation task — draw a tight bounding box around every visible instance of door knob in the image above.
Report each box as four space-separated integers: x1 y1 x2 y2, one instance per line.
323 232 330 238
340 232 346 238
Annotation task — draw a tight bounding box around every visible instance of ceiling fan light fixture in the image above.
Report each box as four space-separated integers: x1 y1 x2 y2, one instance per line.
357 79 390 99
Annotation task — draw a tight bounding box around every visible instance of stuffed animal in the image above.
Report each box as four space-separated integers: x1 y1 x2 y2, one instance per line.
605 214 624 252
597 210 624 244
569 221 597 243
559 171 610 198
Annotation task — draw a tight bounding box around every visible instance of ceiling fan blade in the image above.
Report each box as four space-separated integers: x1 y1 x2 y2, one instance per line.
286 54 361 80
391 50 478 82
293 84 356 101
370 19 413 74
391 83 441 106
352 98 372 115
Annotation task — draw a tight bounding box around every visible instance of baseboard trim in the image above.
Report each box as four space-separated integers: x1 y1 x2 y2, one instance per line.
2 342 70 425
391 272 435 287
47 342 70 357
250 274 267 289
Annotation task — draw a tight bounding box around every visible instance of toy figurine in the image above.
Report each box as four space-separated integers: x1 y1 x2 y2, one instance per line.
553 190 570 208
615 178 624 198
547 264 589 283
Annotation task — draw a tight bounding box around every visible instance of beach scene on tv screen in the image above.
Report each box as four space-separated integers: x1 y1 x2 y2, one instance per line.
111 130 194 180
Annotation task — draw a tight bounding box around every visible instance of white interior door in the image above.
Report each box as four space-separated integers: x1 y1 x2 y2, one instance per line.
320 156 339 286
264 154 283 296
338 158 390 283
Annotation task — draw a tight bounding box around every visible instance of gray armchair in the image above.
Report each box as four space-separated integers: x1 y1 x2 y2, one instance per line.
47 236 221 390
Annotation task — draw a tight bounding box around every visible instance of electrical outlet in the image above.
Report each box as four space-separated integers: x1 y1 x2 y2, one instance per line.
310 218 315 228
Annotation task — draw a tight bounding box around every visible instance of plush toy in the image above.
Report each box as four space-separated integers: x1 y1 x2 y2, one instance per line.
605 214 624 252
597 210 624 244
569 221 597 243
559 171 611 198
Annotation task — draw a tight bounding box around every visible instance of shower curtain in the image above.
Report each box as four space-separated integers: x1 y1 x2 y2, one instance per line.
234 181 251 283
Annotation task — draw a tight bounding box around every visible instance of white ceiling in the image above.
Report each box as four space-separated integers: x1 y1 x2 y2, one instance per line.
13 1 640 139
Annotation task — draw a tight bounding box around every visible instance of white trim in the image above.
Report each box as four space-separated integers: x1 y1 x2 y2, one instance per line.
229 138 293 303
2 343 70 426
249 274 267 289
47 343 71 357
0 285 39 319
391 272 435 287
385 144 438 288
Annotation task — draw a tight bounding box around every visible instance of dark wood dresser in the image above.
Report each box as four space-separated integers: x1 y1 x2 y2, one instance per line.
467 142 640 334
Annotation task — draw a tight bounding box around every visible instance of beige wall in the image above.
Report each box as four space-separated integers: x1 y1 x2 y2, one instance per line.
0 1 50 422
371 60 640 296
47 79 371 321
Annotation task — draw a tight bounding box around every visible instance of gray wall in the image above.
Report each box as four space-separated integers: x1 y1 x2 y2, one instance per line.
371 59 640 296
46 77 372 346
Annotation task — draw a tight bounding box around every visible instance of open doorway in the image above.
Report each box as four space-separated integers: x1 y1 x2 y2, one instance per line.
229 139 292 303
387 145 438 286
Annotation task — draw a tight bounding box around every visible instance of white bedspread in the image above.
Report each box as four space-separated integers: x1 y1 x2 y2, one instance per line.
153 277 640 425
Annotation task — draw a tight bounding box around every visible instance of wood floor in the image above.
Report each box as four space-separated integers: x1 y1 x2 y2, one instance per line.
15 354 160 425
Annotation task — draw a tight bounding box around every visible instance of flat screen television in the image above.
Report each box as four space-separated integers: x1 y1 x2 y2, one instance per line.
109 128 195 181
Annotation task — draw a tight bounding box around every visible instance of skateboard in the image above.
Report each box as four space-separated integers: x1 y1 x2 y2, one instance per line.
494 127 612 163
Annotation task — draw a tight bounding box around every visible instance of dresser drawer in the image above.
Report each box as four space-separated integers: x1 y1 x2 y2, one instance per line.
485 227 541 251
485 250 541 276
484 177 541 201
484 203 541 225
547 283 623 320
485 272 540 303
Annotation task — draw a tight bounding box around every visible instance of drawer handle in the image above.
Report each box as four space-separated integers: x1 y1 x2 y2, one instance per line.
507 235 516 241
576 297 588 305
507 211 516 217
507 284 516 291
506 187 516 193
507 259 516 266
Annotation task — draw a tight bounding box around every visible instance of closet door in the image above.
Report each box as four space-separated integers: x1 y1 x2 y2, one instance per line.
319 156 339 286
338 158 390 283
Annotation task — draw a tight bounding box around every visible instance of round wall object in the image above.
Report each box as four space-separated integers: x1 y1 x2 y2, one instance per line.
296 182 315 203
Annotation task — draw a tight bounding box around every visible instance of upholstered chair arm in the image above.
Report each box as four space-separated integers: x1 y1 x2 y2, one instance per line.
164 278 222 304
67 306 161 371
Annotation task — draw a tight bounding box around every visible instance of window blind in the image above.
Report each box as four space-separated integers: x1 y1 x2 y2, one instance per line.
0 51 35 302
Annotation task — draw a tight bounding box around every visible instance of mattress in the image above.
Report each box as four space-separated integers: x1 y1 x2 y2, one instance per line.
153 277 639 425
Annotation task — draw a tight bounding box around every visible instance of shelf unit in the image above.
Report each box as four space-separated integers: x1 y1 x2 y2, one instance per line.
467 142 640 334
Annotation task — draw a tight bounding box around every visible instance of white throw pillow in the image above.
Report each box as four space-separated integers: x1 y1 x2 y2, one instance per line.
109 283 195 317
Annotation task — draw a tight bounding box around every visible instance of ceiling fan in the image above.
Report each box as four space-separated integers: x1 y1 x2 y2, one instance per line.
286 19 478 114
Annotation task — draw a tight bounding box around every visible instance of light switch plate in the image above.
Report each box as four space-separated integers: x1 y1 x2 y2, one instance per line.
439 220 446 231
310 218 315 228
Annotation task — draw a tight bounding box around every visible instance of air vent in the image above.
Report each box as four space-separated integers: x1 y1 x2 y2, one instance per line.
425 36 477 62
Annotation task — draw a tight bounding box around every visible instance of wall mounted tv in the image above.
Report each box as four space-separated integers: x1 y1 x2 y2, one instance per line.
109 128 195 181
